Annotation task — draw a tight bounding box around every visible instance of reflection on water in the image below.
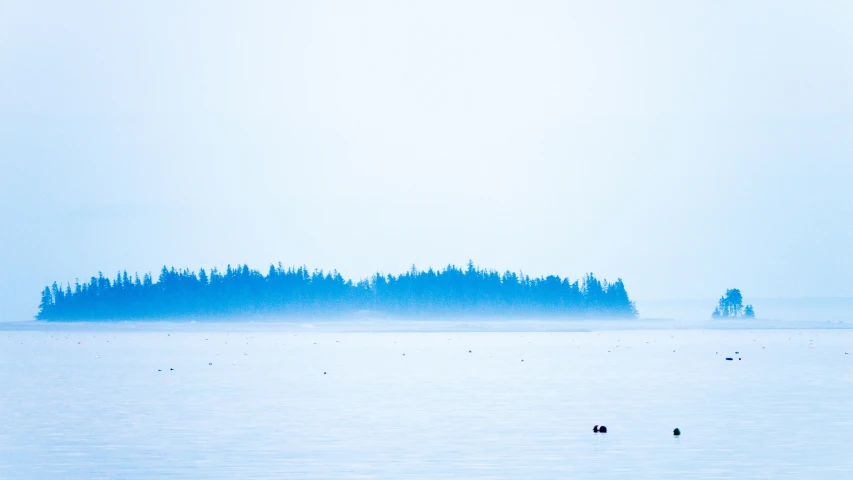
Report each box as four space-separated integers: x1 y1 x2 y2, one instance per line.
0 322 851 479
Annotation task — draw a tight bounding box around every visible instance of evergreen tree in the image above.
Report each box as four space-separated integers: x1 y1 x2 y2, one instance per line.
39 287 53 318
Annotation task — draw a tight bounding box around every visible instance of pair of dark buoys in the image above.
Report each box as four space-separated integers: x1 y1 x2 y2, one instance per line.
593 425 679 435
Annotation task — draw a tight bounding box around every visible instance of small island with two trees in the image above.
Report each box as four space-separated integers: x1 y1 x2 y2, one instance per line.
712 288 755 318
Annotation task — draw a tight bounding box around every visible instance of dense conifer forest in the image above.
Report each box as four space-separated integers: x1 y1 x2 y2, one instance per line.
36 262 638 320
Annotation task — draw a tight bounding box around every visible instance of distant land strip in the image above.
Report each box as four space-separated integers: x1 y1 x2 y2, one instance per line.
36 261 638 320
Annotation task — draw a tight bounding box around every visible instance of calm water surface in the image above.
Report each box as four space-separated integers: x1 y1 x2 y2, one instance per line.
1 321 851 479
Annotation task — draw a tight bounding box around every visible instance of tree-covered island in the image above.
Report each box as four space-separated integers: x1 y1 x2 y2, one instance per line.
37 261 638 320
712 288 755 318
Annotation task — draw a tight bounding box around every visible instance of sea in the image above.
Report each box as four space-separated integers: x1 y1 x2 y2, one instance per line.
0 317 851 479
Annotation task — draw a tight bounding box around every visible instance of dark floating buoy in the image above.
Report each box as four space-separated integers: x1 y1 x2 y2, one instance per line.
725 357 733 361
208 362 213 365
170 368 174 371
469 350 472 353
599 426 607 433
323 372 327 375
158 369 161 372
735 351 739 354
593 425 599 432
673 428 681 436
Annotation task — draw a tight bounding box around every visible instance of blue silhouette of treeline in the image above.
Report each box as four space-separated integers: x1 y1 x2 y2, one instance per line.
37 261 638 320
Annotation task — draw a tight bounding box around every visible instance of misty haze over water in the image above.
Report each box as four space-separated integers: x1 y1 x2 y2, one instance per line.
2 1 853 478
636 297 853 324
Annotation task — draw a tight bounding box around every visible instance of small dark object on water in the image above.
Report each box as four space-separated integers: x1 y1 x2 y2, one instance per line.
158 369 161 372
726 357 733 361
599 426 607 433
469 350 472 353
170 368 174 371
673 428 681 436
593 425 599 432
208 362 212 365
735 351 739 354
739 358 741 360
324 372 326 375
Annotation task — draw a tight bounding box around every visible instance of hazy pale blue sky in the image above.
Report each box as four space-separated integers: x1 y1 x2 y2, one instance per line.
1 0 852 320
